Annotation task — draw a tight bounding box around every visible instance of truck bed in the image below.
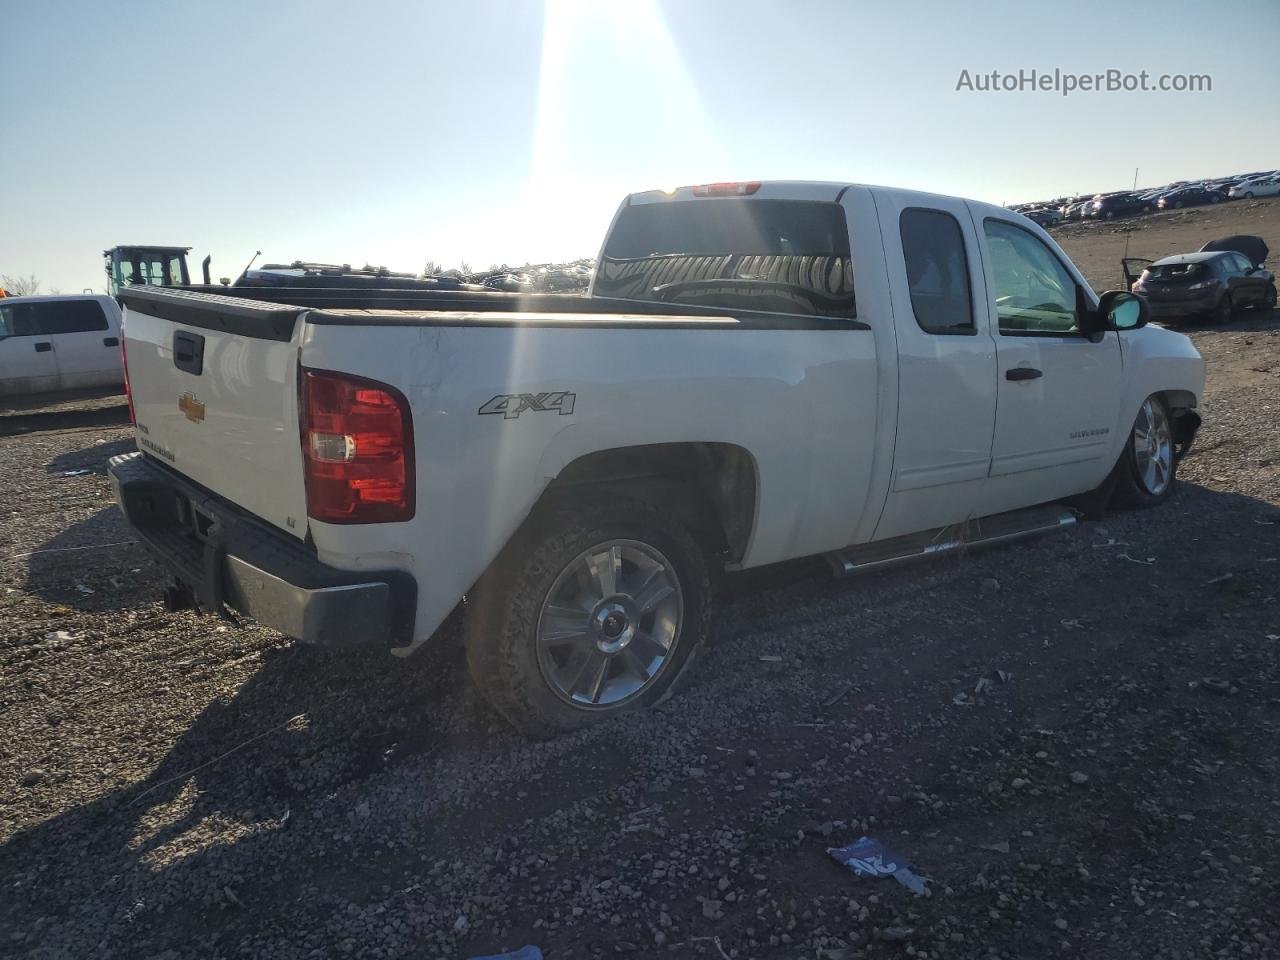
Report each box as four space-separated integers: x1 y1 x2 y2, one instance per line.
118 286 867 336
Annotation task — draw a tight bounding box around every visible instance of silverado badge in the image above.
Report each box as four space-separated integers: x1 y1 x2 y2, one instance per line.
178 393 206 423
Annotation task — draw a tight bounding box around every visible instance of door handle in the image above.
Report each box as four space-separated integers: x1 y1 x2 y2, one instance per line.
103 336 119 347
34 341 53 353
1006 367 1042 381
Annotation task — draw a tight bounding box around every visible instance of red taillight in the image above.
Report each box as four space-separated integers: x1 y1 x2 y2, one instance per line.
300 368 415 524
692 181 761 197
120 336 135 425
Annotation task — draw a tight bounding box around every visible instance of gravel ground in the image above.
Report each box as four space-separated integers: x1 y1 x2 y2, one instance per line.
3 224 1279 958
0 388 130 438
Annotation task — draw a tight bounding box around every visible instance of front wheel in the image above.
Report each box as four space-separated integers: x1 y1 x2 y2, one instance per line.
465 495 712 738
1112 395 1177 508
1260 284 1277 311
1245 191 1255 199
1209 295 1233 325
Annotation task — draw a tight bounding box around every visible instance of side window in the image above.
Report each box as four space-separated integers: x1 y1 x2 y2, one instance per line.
0 303 39 336
899 208 973 334
30 300 110 336
1231 253 1253 274
983 219 1080 335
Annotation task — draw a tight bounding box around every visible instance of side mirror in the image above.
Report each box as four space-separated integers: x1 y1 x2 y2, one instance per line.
1098 290 1147 331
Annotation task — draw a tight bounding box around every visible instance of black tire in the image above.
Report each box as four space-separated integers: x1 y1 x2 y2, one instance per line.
1111 395 1178 509
1174 201 1184 209
1262 284 1278 311
1209 295 1233 324
465 494 712 738
1245 191 1255 199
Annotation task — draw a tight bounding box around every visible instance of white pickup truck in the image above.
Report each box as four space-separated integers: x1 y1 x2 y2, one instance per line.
0 295 124 396
109 180 1204 736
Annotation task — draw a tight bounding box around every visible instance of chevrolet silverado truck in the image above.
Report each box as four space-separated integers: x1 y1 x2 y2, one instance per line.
108 180 1204 736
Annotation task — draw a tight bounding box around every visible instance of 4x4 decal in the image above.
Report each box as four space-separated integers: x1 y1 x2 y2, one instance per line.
479 391 577 420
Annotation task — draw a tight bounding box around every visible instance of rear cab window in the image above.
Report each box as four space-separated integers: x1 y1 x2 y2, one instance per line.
595 199 855 319
900 208 974 335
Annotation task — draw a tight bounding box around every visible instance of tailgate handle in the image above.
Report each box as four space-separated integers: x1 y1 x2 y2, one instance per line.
173 331 205 376
34 341 52 353
103 336 119 347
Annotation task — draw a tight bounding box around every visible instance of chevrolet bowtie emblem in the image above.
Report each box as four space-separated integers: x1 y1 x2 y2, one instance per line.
178 393 206 423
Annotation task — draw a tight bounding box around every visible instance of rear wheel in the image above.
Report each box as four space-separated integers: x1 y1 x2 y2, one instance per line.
465 495 712 738
1260 284 1277 311
1112 395 1177 508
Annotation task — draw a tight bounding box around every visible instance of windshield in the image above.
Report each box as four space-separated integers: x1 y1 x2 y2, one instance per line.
108 250 189 292
595 199 856 318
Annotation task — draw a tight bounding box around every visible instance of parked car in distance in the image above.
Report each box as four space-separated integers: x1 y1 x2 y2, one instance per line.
0 295 124 396
1057 200 1090 220
1025 207 1062 227
1088 192 1154 219
108 179 1205 736
1127 244 1276 324
1228 175 1280 199
1156 186 1222 210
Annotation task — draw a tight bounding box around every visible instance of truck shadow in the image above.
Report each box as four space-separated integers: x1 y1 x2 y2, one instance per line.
0 604 486 947
20 438 141 608
44 437 136 475
21 505 151 611
5 481 1279 952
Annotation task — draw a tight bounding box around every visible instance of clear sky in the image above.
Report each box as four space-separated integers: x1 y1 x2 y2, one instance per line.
3 0 1278 294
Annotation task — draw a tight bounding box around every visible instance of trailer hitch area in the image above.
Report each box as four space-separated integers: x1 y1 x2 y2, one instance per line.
162 579 198 613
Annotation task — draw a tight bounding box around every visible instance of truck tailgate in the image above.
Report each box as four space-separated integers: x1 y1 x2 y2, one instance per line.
119 288 309 538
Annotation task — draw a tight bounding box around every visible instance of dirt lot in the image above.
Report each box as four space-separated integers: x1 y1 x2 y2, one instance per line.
2 201 1279 960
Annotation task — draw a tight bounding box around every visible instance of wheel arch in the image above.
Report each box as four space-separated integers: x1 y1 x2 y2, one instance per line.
1158 389 1202 456
535 441 760 566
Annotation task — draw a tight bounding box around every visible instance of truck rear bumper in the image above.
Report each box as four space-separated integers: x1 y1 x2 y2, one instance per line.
108 451 415 647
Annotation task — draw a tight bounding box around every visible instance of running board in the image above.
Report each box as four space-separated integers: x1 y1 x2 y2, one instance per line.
824 504 1077 578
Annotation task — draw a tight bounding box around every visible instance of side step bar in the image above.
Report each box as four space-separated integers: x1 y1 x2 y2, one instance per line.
824 504 1077 578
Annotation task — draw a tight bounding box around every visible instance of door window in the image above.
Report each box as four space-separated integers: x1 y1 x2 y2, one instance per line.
983 220 1079 335
900 208 974 334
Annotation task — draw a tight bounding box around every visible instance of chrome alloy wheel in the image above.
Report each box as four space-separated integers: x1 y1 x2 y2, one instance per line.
536 539 683 708
1133 398 1173 496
